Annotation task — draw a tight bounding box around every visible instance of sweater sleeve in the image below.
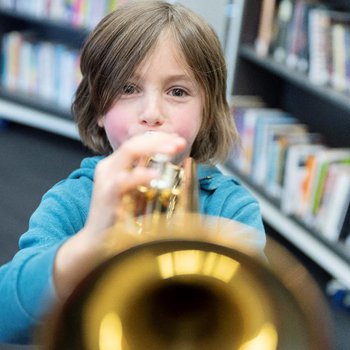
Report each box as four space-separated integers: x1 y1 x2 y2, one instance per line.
0 178 90 344
200 173 266 253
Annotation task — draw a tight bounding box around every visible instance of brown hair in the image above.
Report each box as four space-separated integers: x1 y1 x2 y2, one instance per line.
73 0 237 164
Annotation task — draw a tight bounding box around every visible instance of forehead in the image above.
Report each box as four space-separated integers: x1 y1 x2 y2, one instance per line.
134 33 194 80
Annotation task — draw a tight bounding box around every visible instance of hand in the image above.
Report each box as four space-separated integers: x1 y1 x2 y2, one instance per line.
54 132 186 300
84 132 186 238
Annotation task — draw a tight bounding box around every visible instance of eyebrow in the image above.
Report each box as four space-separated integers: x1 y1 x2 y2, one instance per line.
130 73 196 85
164 74 194 84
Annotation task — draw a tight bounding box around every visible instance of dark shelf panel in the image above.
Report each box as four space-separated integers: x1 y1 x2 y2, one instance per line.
239 45 350 113
0 87 72 120
0 8 89 33
0 8 88 47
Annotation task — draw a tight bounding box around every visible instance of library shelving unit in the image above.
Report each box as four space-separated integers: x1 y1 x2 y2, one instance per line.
0 7 89 139
225 0 350 289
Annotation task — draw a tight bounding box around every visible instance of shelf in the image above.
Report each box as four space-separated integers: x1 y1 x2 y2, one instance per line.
218 163 350 290
0 97 79 140
0 88 72 120
239 45 350 113
0 8 88 48
0 8 89 35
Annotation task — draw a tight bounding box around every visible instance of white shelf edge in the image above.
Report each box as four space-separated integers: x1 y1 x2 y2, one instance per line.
218 164 350 290
0 98 80 140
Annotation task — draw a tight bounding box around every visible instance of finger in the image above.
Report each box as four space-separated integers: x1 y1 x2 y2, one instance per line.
117 166 159 195
112 132 186 170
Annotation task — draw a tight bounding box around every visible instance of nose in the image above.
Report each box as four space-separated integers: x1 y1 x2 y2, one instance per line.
139 95 165 127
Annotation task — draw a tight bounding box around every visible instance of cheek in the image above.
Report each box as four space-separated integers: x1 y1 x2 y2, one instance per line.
170 115 202 164
175 121 200 143
101 112 130 150
173 107 202 145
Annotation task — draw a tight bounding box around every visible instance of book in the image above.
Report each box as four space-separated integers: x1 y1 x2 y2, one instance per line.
317 163 350 241
255 0 277 57
286 0 307 69
308 7 332 86
1 31 22 91
312 149 350 217
331 23 347 92
250 112 295 184
327 11 350 92
228 96 266 170
281 143 325 215
308 8 350 87
236 108 291 177
265 123 309 198
271 0 295 63
236 108 262 175
37 40 56 102
300 148 350 225
55 44 81 108
17 31 38 94
1 29 82 109
0 0 122 29
285 0 317 72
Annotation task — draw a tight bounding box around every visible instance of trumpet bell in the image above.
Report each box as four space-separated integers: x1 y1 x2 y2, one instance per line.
42 220 331 350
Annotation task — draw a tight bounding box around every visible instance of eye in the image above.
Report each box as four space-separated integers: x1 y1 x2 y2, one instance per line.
122 84 137 95
170 88 188 97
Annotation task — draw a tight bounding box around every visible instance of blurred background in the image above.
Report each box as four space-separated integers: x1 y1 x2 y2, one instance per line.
1 0 350 349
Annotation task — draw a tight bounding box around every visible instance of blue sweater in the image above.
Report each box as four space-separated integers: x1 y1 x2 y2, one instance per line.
0 156 265 344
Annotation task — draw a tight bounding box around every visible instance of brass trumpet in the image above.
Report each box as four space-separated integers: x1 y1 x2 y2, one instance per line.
41 156 333 349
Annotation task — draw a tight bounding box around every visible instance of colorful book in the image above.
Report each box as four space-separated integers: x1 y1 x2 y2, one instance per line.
301 148 350 225
265 123 309 198
317 163 350 241
281 143 325 215
311 149 350 217
250 112 295 184
2 31 22 91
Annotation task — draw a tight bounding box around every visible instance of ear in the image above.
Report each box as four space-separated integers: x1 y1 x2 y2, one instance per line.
97 116 105 128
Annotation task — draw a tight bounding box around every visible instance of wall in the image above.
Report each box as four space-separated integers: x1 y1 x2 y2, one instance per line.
172 0 244 95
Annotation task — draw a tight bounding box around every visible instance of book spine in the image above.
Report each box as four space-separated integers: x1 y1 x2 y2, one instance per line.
319 167 350 240
255 0 277 57
331 24 347 92
272 0 294 63
308 8 332 85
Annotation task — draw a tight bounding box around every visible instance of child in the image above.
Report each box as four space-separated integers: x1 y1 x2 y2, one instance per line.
0 0 265 344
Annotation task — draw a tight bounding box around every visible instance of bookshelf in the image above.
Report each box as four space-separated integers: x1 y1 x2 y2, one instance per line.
228 0 350 289
0 5 89 138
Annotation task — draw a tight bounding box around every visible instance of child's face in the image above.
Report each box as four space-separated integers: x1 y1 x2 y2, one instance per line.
98 35 203 161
